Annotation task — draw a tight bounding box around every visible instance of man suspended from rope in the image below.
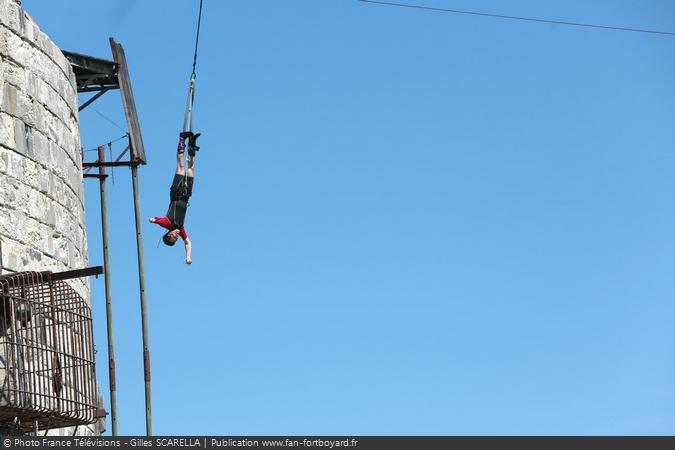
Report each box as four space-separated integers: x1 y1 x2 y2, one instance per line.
149 131 201 264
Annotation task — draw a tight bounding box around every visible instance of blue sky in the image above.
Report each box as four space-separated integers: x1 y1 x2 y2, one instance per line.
22 0 675 436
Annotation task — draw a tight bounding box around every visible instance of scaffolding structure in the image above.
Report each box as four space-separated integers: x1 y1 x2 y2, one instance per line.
0 270 100 433
64 37 152 436
0 36 149 435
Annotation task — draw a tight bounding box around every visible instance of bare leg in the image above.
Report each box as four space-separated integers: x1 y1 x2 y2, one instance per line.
187 153 195 178
176 136 186 176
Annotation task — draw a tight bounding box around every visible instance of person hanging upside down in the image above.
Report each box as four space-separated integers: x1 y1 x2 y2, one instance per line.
150 131 200 264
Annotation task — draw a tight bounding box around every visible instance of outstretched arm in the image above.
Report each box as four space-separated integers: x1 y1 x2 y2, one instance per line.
184 237 192 265
149 217 171 230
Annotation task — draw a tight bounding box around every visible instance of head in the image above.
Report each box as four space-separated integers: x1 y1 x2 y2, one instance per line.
162 230 178 246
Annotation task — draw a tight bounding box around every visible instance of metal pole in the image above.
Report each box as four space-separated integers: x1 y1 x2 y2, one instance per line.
98 146 118 436
130 163 152 436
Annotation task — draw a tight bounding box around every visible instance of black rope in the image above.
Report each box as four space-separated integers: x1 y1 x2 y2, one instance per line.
191 0 205 78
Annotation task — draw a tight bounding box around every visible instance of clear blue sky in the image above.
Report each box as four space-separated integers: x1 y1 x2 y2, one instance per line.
22 0 675 436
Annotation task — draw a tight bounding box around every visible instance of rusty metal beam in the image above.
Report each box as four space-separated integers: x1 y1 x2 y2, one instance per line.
130 163 152 436
82 161 136 169
79 89 111 112
0 267 102 283
109 38 147 165
83 144 130 175
62 50 118 94
97 146 119 436
48 266 103 282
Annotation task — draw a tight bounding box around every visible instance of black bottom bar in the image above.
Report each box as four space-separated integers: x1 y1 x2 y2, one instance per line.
1 437 675 450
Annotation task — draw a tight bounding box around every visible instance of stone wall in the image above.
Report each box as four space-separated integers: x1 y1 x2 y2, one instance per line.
0 0 96 436
0 0 88 298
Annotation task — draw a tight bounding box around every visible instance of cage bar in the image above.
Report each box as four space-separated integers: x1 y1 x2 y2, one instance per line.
0 271 97 432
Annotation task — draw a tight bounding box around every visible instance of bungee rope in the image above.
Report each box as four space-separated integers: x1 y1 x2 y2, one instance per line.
191 0 204 79
183 0 204 134
173 0 205 227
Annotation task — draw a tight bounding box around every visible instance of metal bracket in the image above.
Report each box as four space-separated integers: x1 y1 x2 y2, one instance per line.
49 266 103 281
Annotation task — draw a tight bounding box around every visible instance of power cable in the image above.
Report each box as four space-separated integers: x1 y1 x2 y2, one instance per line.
88 106 128 133
359 0 675 37
82 133 129 153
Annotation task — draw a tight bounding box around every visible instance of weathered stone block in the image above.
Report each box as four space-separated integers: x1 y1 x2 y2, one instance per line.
11 117 24 152
3 59 27 91
19 11 34 43
1 27 29 67
0 112 14 148
2 238 19 270
2 81 32 123
12 116 33 157
22 157 38 191
32 128 49 164
0 1 19 31
0 57 4 103
32 100 47 133
0 147 8 172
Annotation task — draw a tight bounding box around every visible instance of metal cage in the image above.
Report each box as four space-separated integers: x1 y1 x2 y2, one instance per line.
0 271 97 432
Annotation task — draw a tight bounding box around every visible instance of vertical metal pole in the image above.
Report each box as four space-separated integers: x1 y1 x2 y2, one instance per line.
98 146 118 436
130 163 152 436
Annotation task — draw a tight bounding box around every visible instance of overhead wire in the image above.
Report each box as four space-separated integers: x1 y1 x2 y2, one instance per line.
82 133 129 153
359 0 675 37
87 106 128 133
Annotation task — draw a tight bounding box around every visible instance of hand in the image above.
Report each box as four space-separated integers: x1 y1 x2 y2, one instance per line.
185 257 192 265
148 217 156 223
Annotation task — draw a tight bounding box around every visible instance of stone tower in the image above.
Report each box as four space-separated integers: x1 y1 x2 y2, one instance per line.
0 0 97 436
0 1 88 295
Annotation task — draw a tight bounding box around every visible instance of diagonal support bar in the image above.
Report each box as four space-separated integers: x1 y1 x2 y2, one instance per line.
79 89 111 112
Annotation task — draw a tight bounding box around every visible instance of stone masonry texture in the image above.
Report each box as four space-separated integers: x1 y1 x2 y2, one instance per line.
0 0 96 436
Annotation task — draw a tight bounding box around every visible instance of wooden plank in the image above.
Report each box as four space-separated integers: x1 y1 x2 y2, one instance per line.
109 38 147 164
